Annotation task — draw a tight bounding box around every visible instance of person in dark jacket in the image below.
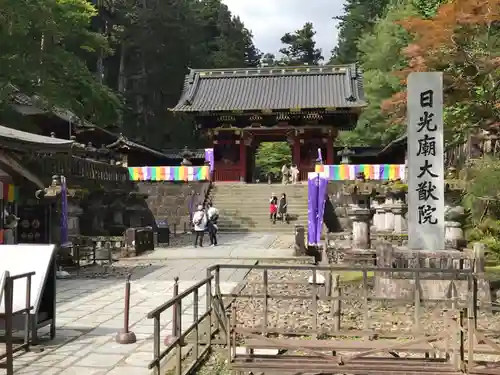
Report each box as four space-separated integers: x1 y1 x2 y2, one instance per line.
278 193 288 223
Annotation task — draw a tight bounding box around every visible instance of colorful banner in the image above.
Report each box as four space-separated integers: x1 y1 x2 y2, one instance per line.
315 164 405 181
128 166 210 181
0 183 19 202
205 148 214 172
307 175 319 246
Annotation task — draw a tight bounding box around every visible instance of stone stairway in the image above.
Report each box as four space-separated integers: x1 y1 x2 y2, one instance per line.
209 183 309 233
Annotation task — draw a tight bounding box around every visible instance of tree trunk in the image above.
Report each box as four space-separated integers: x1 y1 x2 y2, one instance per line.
117 44 127 94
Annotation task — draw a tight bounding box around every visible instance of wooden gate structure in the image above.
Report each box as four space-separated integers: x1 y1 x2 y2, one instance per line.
146 262 500 375
209 263 500 375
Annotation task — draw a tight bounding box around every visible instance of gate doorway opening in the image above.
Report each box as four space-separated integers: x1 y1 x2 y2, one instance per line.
253 142 291 183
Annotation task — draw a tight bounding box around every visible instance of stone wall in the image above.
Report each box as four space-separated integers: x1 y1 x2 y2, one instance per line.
374 243 491 302
137 181 211 232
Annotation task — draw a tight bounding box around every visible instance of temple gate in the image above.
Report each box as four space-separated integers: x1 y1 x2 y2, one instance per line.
172 64 366 182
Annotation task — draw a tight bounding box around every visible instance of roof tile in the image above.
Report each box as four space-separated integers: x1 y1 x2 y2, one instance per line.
173 65 366 112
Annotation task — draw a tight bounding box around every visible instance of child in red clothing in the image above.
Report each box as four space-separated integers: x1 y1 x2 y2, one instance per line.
269 193 278 224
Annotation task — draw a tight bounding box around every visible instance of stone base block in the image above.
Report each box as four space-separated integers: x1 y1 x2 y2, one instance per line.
374 275 491 303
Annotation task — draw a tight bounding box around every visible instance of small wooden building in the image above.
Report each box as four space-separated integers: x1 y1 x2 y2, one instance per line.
171 65 366 182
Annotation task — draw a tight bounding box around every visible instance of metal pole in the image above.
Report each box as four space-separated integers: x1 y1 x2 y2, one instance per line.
165 277 179 346
115 274 136 344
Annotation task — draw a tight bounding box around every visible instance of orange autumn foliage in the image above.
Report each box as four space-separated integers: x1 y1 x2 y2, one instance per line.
382 0 500 122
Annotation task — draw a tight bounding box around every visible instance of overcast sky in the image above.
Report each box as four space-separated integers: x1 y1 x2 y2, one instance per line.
222 0 344 61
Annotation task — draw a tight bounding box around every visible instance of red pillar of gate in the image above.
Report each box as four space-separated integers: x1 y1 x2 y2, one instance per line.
326 138 334 165
239 140 246 182
293 136 301 166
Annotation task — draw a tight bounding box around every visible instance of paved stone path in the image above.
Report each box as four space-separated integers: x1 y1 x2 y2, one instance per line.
140 233 294 260
5 233 293 375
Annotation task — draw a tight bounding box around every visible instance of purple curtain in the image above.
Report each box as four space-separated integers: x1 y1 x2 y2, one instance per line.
60 176 69 246
315 175 328 244
205 148 214 172
307 176 318 245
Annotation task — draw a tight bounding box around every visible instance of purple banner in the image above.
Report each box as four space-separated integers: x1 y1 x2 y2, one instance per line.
315 175 328 244
60 176 69 247
307 176 318 245
205 148 214 172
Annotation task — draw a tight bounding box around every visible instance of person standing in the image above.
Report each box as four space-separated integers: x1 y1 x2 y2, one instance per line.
192 204 207 248
278 193 288 223
207 202 219 246
281 164 290 185
291 164 299 184
269 193 278 224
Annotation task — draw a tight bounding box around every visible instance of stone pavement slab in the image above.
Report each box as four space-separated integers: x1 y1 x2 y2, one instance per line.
134 233 295 260
5 258 255 375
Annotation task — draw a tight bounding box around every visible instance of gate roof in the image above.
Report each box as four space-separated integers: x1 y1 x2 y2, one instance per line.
171 64 366 114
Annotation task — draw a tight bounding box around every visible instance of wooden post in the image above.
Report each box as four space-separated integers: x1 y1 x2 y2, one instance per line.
331 274 341 332
326 137 334 165
293 135 301 167
238 140 246 182
263 269 268 335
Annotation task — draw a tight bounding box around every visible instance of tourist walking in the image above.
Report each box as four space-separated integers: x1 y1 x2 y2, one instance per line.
207 202 219 246
192 204 207 248
291 164 299 184
281 164 290 184
278 193 288 223
269 193 278 224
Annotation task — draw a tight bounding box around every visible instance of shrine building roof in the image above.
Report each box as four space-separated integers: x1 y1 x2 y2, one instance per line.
172 64 366 113
0 124 73 151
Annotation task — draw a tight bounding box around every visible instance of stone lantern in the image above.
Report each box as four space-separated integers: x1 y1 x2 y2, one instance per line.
180 146 194 166
343 180 375 249
338 146 355 165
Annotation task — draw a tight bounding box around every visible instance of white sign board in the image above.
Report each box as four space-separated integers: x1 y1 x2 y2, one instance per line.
407 72 445 251
0 245 55 313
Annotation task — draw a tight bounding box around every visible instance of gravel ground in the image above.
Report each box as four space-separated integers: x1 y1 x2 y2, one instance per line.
231 259 500 361
60 259 167 279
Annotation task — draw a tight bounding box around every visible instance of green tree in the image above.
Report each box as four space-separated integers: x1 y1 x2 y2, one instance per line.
337 0 418 146
0 0 122 125
255 143 292 179
330 0 390 64
279 22 323 65
261 53 278 67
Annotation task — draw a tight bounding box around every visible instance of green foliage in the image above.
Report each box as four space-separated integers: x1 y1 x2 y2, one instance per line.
462 157 500 259
255 142 292 178
337 0 417 146
0 0 122 125
330 0 390 64
261 53 278 67
279 22 323 65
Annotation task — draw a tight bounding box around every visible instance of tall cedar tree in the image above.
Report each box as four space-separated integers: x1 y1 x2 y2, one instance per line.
330 0 390 64
0 0 121 126
383 0 500 144
279 22 323 65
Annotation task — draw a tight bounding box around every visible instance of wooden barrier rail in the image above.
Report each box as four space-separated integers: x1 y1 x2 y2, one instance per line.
205 263 499 375
146 275 220 375
0 271 35 375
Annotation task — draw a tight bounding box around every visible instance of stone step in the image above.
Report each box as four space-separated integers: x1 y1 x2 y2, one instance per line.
218 219 307 226
217 226 298 233
216 204 308 210
218 210 308 215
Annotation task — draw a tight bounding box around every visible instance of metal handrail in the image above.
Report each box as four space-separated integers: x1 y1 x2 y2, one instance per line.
0 270 35 375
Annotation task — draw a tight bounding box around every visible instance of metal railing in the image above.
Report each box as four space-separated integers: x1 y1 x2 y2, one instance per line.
0 270 35 375
146 273 224 375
